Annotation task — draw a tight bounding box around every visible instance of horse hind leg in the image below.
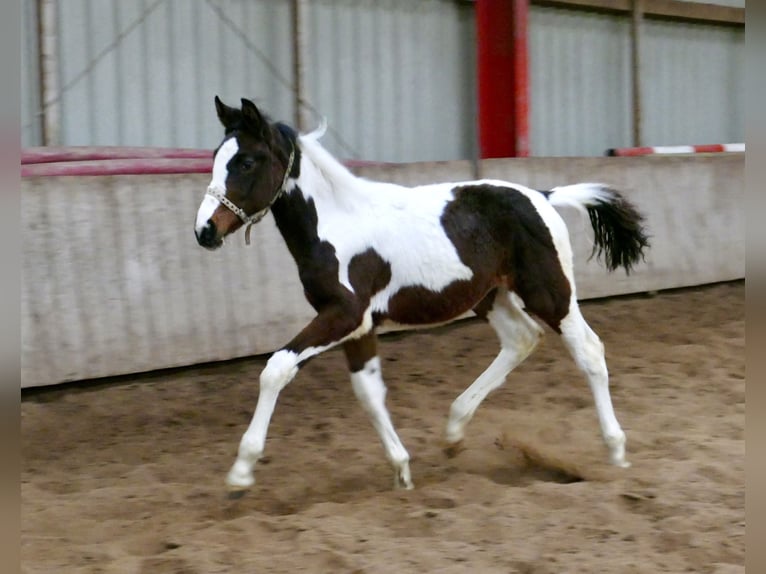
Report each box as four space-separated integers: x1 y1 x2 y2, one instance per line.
559 300 630 468
444 290 544 455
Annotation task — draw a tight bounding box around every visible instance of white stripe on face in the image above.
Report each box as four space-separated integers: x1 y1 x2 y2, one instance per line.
195 137 240 234
210 137 239 192
195 194 220 232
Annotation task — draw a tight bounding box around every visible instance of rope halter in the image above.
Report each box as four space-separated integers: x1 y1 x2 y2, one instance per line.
205 145 295 245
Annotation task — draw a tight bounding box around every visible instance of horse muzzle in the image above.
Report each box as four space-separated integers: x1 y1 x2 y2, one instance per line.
195 220 223 250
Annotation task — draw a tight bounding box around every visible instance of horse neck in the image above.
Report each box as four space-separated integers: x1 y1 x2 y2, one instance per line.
270 136 400 264
268 152 344 266
294 135 391 209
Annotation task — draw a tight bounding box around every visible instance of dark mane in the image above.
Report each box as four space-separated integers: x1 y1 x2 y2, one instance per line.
273 122 301 179
274 122 297 141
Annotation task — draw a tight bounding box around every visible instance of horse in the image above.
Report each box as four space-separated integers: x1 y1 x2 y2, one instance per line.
195 97 649 495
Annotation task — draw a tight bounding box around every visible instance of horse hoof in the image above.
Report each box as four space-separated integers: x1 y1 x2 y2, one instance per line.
443 440 465 459
227 489 248 500
226 463 255 492
395 473 414 491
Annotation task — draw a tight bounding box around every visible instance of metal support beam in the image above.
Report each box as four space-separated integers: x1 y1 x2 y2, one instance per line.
630 0 643 147
476 0 529 158
290 0 309 132
37 0 60 145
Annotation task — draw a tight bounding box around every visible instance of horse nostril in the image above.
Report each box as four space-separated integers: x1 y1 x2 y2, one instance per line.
196 221 218 247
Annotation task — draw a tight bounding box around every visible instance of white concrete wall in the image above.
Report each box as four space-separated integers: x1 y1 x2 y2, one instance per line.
21 155 744 388
22 173 314 387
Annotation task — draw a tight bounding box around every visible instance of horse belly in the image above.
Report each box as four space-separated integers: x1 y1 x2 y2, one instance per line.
375 309 475 334
377 278 494 326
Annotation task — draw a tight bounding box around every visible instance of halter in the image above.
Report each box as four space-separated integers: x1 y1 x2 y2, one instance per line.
205 146 295 245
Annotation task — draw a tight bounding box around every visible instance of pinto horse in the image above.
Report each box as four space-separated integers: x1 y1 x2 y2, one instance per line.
195 97 649 494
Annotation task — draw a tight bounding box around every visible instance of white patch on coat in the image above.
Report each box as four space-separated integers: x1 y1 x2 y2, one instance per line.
295 135 475 323
293 133 580 320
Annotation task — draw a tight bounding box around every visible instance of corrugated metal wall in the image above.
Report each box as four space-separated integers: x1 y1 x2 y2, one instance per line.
529 6 632 156
55 0 294 149
528 5 744 155
304 0 476 162
50 0 475 162
641 19 745 146
23 1 745 158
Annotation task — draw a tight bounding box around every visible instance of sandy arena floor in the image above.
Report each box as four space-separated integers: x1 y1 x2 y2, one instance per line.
21 281 744 573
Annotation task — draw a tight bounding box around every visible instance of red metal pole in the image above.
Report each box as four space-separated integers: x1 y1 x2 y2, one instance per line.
512 0 530 157
476 0 529 158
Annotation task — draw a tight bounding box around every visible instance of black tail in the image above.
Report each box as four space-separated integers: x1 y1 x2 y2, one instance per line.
547 184 650 274
586 190 650 273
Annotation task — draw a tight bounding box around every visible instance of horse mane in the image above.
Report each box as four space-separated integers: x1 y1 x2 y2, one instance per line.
298 120 362 192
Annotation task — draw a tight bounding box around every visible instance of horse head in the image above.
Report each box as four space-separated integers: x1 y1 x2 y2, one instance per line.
195 96 295 249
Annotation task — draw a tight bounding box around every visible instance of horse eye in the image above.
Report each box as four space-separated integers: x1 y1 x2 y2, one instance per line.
240 157 256 171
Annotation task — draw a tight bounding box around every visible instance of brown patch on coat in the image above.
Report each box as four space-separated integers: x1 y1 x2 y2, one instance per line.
347 247 498 327
343 333 378 373
348 249 393 303
337 184 573 331
441 184 572 332
209 205 243 238
385 280 496 325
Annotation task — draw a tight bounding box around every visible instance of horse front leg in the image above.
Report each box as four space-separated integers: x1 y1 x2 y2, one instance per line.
344 333 413 490
226 304 371 495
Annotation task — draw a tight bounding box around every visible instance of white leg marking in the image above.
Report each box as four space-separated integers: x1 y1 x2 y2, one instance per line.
351 357 413 489
226 350 300 490
560 302 629 468
446 291 544 446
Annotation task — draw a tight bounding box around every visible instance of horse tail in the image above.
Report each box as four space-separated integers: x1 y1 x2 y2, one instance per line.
546 183 650 274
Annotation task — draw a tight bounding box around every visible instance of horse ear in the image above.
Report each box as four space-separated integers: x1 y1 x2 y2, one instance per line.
241 98 271 141
215 95 240 130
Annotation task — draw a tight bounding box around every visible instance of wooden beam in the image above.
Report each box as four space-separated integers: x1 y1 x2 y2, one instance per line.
530 0 745 26
532 0 630 16
644 0 744 26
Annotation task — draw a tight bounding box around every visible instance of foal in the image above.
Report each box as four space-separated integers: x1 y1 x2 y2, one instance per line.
195 97 649 494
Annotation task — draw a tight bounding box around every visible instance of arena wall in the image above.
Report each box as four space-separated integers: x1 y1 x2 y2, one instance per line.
21 154 744 388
